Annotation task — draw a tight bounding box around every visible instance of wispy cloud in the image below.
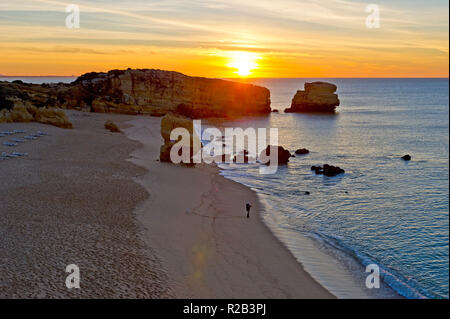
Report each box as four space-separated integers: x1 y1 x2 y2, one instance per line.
0 0 448 76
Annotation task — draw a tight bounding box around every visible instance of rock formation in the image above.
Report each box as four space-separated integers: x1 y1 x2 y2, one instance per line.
160 113 201 165
260 145 292 165
311 164 345 177
285 82 339 113
34 107 73 128
401 154 411 161
104 120 121 133
295 148 310 155
0 104 72 129
1 69 271 119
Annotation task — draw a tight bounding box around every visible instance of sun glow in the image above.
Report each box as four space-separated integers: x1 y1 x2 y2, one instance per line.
227 51 261 77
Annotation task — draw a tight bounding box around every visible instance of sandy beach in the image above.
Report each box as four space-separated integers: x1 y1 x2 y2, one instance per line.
0 111 168 298
0 110 333 298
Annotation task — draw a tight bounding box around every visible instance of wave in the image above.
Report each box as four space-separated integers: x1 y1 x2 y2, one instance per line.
220 167 447 299
311 231 444 299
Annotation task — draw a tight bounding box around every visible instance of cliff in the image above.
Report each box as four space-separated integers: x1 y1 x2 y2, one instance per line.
284 81 339 113
0 69 271 118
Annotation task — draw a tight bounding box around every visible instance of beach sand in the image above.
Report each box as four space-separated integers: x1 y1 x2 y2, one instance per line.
125 116 334 298
0 111 168 298
0 110 334 298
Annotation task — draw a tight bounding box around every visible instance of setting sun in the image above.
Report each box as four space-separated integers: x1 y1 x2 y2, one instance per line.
226 51 261 77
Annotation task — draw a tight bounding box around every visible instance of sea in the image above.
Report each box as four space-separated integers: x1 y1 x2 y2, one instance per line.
2 76 448 299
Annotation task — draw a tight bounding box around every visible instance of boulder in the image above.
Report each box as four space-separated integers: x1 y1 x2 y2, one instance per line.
311 164 345 177
295 148 310 155
0 105 34 123
105 120 121 133
285 81 340 113
260 145 292 165
401 154 411 161
0 104 72 128
34 107 73 129
9 105 34 122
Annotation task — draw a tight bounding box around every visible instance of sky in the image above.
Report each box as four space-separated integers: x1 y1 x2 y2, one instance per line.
0 0 448 77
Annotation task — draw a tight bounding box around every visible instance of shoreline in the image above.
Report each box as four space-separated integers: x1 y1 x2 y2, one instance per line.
124 116 335 298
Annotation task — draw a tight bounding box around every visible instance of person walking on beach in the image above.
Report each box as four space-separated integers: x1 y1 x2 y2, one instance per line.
246 203 252 218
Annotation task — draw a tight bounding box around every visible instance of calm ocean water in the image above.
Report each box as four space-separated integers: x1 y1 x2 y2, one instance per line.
210 78 449 299
3 76 448 298
0 77 75 84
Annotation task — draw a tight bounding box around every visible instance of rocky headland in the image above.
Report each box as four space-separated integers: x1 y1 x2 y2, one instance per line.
0 69 271 120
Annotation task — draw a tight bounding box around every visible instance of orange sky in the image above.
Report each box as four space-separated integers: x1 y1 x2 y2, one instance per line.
0 0 448 77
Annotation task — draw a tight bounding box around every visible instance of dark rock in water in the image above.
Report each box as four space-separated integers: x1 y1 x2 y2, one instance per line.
304 191 310 195
295 148 310 155
285 81 340 113
260 145 292 165
311 164 345 177
323 164 345 176
271 109 279 112
401 154 411 161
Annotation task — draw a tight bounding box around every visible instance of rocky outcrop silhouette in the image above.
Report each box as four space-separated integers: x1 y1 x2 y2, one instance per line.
295 148 310 155
285 81 339 113
260 145 292 165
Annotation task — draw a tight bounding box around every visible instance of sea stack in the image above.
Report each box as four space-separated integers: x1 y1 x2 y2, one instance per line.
285 81 340 113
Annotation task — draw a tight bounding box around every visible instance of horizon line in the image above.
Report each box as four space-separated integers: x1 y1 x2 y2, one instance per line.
1 75 448 79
